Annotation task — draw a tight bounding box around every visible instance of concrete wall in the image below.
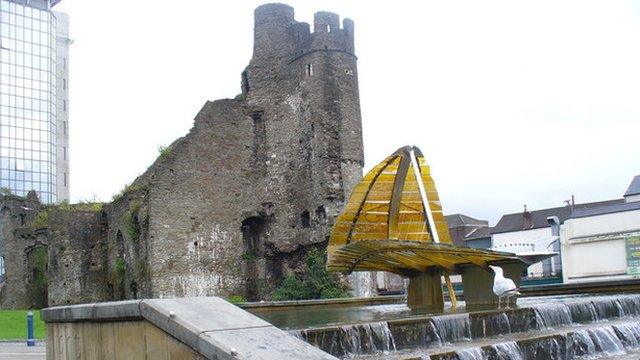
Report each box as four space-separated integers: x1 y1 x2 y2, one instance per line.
561 210 640 283
46 321 200 360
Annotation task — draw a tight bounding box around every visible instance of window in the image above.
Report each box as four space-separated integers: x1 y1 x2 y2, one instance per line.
63 146 66 160
63 172 66 186
306 64 313 76
62 79 66 90
62 100 67 111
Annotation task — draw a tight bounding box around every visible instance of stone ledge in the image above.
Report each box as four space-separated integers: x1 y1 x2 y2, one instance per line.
42 297 337 360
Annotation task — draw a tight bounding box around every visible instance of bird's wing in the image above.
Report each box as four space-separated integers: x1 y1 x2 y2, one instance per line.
493 278 517 296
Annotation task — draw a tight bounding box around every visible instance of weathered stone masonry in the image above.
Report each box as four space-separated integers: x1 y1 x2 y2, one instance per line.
0 4 364 307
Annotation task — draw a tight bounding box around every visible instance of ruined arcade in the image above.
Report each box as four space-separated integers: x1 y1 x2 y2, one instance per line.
0 3 364 307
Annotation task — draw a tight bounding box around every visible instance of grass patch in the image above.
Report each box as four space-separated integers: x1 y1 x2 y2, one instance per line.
0 310 45 340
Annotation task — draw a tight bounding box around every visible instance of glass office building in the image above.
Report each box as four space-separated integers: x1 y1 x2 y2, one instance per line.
0 0 68 203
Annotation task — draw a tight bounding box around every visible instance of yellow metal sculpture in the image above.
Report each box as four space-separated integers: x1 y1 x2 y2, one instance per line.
327 145 527 310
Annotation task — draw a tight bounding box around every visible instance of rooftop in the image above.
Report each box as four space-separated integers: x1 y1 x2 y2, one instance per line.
571 200 640 219
625 175 640 197
492 199 623 234
445 214 489 228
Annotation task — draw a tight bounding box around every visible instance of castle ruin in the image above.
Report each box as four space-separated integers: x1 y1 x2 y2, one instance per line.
0 3 366 307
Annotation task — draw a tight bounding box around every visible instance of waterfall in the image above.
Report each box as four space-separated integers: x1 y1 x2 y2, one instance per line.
569 330 597 357
532 303 573 329
616 294 640 317
491 341 523 360
368 322 396 352
591 297 623 320
339 325 362 355
481 312 511 337
613 322 640 350
290 329 307 340
567 301 599 323
335 321 396 355
431 313 471 344
455 347 483 360
587 326 625 356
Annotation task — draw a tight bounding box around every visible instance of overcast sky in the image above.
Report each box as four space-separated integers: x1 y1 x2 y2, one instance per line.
53 1 640 225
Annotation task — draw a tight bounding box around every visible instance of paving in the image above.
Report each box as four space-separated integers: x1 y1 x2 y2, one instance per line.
0 342 45 360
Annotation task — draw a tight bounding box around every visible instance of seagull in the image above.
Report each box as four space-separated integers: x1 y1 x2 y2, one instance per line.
489 265 520 309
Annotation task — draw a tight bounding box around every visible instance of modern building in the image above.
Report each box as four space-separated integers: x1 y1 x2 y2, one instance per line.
0 0 69 204
561 175 640 283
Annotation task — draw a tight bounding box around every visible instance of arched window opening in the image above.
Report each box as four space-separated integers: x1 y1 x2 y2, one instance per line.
241 217 267 258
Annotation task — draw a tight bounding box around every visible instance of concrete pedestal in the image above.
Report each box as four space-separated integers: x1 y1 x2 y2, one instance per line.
407 270 444 311
460 261 529 309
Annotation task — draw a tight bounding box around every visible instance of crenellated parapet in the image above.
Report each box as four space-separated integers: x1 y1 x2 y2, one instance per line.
252 4 355 66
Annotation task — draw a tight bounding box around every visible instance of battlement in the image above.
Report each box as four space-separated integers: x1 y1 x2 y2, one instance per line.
252 4 355 63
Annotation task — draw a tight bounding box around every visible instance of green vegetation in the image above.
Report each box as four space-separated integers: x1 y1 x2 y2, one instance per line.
124 200 141 241
31 208 50 229
112 257 127 300
226 295 247 304
112 182 147 202
32 201 103 230
234 93 246 101
0 310 45 340
0 187 12 196
242 252 256 261
271 248 351 301
58 200 103 212
158 144 172 160
26 247 48 309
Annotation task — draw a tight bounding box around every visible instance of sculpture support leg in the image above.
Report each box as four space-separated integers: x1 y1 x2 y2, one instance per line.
407 270 444 312
460 261 529 310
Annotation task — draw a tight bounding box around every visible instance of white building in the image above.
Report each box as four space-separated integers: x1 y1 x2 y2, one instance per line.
561 175 640 283
491 200 620 278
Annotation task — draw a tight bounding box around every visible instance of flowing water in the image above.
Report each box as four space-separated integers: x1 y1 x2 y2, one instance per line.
281 294 640 359
431 313 471 343
532 302 573 328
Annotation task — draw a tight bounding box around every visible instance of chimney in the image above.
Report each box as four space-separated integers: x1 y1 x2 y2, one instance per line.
523 204 533 230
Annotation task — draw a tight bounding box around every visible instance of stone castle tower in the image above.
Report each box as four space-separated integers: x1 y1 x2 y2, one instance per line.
0 3 364 307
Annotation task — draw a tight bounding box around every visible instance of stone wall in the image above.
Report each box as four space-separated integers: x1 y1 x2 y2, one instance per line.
0 191 45 309
0 4 366 307
47 209 109 306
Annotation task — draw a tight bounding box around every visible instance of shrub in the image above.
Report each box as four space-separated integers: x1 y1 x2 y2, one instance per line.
271 248 351 301
158 145 172 160
31 209 50 229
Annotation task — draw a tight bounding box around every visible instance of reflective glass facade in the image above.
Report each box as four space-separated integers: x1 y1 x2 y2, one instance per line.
0 0 58 203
